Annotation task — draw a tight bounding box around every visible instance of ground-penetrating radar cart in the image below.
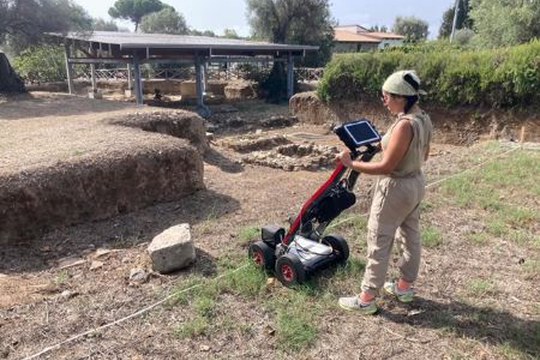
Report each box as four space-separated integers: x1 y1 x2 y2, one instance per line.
248 119 382 286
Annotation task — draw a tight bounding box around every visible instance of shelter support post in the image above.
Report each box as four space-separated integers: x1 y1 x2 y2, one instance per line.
90 64 97 93
132 55 143 106
127 64 133 91
195 55 211 117
64 44 74 95
287 52 294 99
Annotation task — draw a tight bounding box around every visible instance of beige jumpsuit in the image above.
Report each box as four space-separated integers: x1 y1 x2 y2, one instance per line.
361 110 433 296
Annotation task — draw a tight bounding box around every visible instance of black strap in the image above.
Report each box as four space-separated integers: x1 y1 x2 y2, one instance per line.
404 73 419 91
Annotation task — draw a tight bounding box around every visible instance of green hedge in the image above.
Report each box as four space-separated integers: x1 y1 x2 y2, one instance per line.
318 40 540 108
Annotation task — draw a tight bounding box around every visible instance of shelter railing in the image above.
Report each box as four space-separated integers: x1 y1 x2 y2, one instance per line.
78 65 323 83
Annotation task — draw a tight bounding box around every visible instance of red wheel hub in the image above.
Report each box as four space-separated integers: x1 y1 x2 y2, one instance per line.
281 264 294 282
253 251 264 265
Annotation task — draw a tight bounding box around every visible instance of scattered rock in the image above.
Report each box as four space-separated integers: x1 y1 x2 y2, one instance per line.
221 134 291 153
129 268 149 284
260 115 298 128
407 309 425 317
93 248 113 258
241 143 339 171
264 325 276 336
147 224 196 273
90 261 104 270
199 344 211 352
58 257 86 270
60 290 79 299
265 277 277 289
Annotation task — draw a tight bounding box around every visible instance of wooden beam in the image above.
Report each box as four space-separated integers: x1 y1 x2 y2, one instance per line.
68 58 130 64
207 57 286 63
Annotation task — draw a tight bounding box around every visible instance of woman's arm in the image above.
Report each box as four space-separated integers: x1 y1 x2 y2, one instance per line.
337 120 413 175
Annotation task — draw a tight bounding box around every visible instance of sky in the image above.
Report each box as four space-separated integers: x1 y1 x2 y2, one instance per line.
75 0 456 39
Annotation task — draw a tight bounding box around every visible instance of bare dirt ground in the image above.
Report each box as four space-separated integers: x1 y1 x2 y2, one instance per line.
0 93 538 360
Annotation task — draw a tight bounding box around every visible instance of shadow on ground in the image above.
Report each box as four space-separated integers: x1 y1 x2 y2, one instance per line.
0 189 239 274
203 147 244 173
381 297 540 358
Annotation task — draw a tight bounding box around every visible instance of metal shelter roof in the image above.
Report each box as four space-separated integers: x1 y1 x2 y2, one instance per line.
50 31 318 58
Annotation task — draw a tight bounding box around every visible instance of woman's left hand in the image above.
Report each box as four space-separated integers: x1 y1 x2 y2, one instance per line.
336 149 353 168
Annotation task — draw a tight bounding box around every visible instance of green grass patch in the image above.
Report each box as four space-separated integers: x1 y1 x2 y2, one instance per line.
466 279 497 298
420 201 435 213
218 262 268 297
325 213 367 238
441 148 539 247
494 343 531 360
467 232 490 245
486 218 509 237
194 296 216 318
270 292 319 351
422 225 443 248
237 226 260 246
54 270 70 285
174 317 209 339
340 257 366 279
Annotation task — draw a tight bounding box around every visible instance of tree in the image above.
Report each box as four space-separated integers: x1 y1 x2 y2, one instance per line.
246 0 335 101
223 29 241 39
369 25 388 33
439 0 472 39
247 0 334 48
469 0 540 48
0 0 92 92
108 0 164 32
454 28 475 45
189 29 217 37
0 0 92 54
140 7 188 34
93 18 119 31
392 16 429 43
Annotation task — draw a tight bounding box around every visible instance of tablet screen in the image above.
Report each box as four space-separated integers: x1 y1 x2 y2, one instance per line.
342 120 381 147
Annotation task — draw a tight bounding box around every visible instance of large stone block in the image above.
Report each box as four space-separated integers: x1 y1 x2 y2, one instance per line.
148 224 196 273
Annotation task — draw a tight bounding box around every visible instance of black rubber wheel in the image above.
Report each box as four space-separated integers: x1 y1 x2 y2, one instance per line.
322 234 349 263
248 241 276 271
275 254 306 287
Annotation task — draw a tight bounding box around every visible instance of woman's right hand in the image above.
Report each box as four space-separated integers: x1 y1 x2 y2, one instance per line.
336 149 353 168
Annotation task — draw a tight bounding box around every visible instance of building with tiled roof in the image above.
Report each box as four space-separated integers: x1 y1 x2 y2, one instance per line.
334 25 405 53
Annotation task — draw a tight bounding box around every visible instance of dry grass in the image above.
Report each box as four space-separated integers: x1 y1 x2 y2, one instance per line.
0 93 539 360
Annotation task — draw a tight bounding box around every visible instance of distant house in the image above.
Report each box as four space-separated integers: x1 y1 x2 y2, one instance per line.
334 25 405 53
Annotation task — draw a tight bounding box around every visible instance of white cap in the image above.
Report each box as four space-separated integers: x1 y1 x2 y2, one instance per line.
382 70 427 96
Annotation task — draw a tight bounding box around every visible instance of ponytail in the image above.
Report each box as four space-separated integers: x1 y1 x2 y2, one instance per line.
404 95 419 114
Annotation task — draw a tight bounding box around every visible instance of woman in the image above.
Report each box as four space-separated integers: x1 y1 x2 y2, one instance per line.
337 70 433 315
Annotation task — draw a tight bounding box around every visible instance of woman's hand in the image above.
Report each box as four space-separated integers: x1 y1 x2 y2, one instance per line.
336 149 353 168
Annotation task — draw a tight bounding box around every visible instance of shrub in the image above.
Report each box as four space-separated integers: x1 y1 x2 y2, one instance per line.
12 45 67 83
318 40 540 108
